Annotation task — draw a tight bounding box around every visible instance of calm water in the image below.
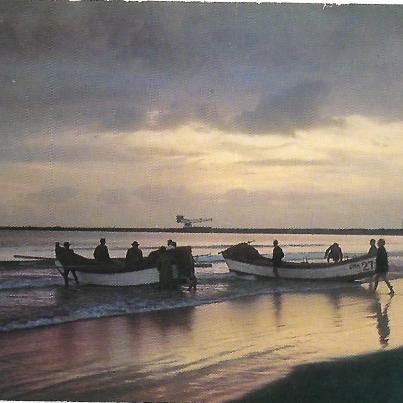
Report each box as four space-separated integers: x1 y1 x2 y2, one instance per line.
0 231 402 401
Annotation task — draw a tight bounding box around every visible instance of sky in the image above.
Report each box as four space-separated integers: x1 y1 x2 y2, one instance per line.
1 2 403 228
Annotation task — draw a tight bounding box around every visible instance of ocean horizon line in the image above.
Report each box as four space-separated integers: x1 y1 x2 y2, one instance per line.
1 226 403 236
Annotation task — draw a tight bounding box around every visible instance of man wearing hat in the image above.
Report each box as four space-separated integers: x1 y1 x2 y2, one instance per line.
167 239 177 250
126 241 143 270
94 238 111 263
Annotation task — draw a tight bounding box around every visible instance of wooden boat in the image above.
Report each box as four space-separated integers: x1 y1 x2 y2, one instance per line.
222 243 375 281
55 246 197 287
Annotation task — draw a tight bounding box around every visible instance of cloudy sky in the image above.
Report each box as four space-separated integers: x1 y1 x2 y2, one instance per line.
1 2 403 228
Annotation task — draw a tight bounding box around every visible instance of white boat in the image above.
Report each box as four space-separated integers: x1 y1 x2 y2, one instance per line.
55 260 161 286
222 243 375 281
55 246 196 287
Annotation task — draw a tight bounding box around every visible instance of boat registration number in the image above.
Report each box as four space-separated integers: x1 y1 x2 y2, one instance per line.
349 260 374 272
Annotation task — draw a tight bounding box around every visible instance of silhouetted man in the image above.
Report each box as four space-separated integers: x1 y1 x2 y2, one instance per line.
55 242 63 259
157 246 177 289
61 241 79 286
368 239 377 257
126 241 143 270
94 238 111 263
374 239 394 294
63 241 74 254
272 240 284 277
167 239 177 250
324 243 343 263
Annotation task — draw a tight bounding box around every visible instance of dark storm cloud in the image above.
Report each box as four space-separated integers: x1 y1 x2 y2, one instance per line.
0 135 202 164
234 80 343 134
1 2 403 140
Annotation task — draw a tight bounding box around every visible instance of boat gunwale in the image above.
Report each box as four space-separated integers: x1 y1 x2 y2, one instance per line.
55 259 156 274
227 266 373 281
223 254 375 270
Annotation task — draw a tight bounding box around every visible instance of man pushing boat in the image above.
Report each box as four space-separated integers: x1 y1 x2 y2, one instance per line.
55 241 79 287
54 240 197 288
324 243 343 263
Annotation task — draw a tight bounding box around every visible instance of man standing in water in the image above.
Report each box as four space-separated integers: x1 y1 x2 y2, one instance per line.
272 240 284 277
60 242 79 286
55 242 63 259
368 239 377 257
157 246 177 289
374 239 394 294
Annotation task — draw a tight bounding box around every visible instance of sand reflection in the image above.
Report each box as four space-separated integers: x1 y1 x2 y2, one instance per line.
372 295 393 348
1 282 402 402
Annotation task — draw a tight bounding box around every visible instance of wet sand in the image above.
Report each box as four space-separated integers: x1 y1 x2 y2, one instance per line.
0 279 402 402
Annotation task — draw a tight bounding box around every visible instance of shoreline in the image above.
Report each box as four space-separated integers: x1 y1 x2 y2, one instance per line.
1 281 402 401
0 281 371 333
234 346 403 403
1 226 403 236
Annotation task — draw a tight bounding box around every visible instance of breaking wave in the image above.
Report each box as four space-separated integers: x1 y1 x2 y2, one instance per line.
1 253 402 333
0 279 365 332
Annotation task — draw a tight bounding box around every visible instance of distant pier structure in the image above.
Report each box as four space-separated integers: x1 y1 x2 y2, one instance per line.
176 215 212 228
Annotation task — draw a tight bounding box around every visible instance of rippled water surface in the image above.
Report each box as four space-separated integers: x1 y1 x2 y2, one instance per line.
0 231 402 401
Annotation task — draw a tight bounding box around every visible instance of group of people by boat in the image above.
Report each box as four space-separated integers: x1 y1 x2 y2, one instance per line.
56 238 180 269
55 238 197 290
91 238 180 270
54 236 393 293
323 238 393 294
268 238 394 294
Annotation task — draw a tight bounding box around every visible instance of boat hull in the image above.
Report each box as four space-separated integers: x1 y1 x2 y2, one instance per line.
55 245 197 287
75 268 160 286
225 257 376 281
55 260 161 286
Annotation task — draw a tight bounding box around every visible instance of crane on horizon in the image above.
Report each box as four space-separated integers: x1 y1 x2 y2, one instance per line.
176 215 213 228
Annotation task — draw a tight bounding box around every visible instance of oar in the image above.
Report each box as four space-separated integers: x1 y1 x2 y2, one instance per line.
14 255 53 260
194 262 213 268
194 253 211 258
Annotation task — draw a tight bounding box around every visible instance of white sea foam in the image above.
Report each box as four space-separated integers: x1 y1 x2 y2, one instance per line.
1 230 403 333
0 279 366 332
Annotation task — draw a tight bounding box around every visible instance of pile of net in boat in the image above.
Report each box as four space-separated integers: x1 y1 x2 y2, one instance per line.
221 242 263 262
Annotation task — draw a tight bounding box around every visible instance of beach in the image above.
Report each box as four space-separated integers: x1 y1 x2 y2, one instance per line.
0 231 402 401
3 2 403 401
0 283 402 401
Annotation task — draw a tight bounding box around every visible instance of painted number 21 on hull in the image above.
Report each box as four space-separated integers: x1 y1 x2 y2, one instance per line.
349 260 374 272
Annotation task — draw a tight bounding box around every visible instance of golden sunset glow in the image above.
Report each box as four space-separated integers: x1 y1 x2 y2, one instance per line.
1 3 403 228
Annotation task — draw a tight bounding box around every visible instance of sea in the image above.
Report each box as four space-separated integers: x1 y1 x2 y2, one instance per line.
0 230 403 401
